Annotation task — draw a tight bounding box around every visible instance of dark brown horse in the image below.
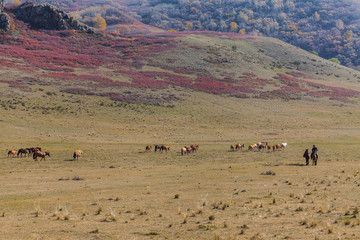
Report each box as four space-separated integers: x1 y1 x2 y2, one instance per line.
154 145 162 152
17 148 29 157
145 145 152 151
311 152 318 166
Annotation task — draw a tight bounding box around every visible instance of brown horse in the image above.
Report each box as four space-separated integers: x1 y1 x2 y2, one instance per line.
145 145 152 151
191 144 199 152
248 144 257 150
17 148 29 157
33 151 50 161
230 145 235 151
161 145 170 152
311 152 318 166
73 150 83 160
235 144 244 150
8 150 16 158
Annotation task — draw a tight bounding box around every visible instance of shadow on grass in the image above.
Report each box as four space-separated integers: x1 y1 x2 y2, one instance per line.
287 163 308 166
64 159 77 162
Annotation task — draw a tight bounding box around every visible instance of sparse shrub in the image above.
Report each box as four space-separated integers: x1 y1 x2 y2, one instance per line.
295 206 303 212
308 221 317 228
174 193 180 199
327 225 334 234
95 207 102 215
300 219 308 225
209 215 215 221
90 228 99 234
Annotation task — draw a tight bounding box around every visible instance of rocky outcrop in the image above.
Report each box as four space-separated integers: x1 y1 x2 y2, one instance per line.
12 2 94 33
0 0 10 32
0 13 10 31
0 0 4 13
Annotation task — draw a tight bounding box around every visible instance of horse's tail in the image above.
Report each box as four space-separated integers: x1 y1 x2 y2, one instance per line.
73 152 76 159
33 152 37 159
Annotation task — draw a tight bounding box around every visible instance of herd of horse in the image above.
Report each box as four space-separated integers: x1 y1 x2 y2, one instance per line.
247 142 287 151
7 142 318 166
7 148 83 161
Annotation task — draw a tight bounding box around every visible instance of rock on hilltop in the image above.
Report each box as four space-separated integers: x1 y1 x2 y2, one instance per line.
12 2 93 32
0 0 10 31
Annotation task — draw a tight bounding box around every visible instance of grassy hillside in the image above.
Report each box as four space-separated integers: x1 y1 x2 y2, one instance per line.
0 13 360 240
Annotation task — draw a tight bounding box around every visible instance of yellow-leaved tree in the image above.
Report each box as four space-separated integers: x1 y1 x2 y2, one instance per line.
93 15 107 30
230 22 238 32
12 0 21 6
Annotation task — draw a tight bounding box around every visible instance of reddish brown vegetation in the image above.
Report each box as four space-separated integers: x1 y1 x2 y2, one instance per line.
0 15 359 104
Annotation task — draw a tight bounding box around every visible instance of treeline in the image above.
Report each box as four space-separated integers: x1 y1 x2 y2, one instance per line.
132 0 360 69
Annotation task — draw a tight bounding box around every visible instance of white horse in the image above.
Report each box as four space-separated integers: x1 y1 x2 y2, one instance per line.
281 143 287 148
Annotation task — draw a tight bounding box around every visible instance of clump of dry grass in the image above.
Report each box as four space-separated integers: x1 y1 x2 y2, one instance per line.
174 193 180 199
95 206 102 215
327 224 334 234
295 206 303 212
102 209 117 222
308 221 317 228
33 204 41 217
89 228 99 234
300 218 308 226
209 214 215 221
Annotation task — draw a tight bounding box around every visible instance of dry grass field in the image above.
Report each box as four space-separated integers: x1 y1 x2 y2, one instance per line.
1 16 360 239
1 88 360 240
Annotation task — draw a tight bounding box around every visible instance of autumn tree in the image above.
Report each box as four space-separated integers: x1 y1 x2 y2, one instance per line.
230 22 238 32
185 21 193 30
93 15 107 30
12 0 21 6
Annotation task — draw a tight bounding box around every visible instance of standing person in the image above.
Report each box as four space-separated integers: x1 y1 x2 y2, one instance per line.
303 149 310 166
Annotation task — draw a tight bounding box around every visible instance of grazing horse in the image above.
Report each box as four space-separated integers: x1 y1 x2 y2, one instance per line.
258 143 267 151
230 145 235 151
8 150 16 158
248 144 257 150
155 145 162 152
303 149 310 166
235 144 244 150
181 147 190 155
267 145 272 152
33 151 50 161
17 148 29 157
281 143 287 149
161 145 170 152
73 150 83 160
145 145 152 151
191 144 199 152
311 152 318 166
